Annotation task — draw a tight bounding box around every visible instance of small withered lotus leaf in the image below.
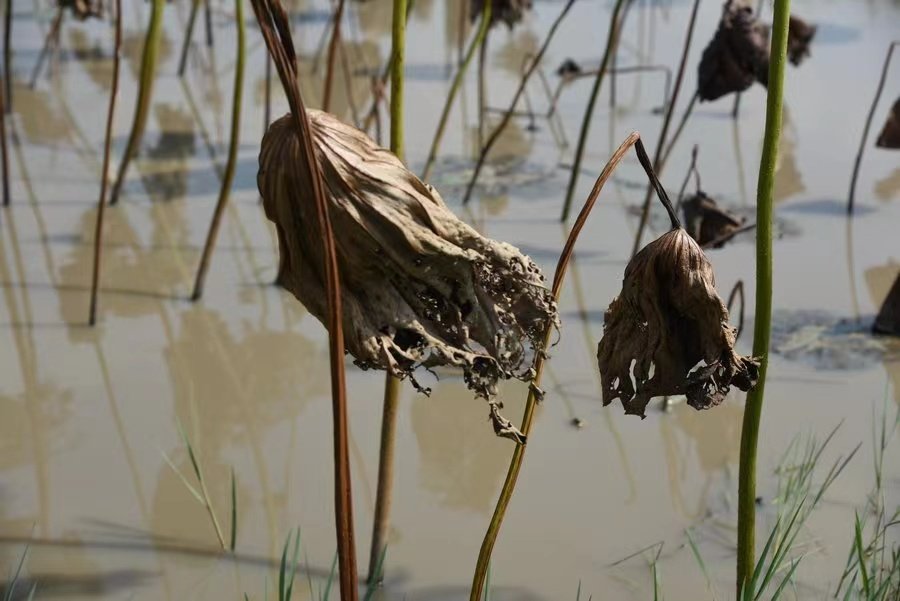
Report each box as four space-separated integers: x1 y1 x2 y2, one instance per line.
876 98 900 149
682 191 745 248
785 15 816 66
697 0 770 102
597 228 759 417
471 0 533 29
61 0 103 20
259 109 558 439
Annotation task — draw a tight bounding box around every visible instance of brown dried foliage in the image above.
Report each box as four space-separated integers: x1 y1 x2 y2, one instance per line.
873 273 900 336
682 191 745 248
471 0 532 29
62 0 103 20
697 0 769 102
259 109 558 440
876 97 900 149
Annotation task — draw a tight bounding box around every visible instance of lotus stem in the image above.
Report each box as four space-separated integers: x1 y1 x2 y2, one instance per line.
0 72 8 206
559 0 631 222
88 0 122 325
322 0 346 113
660 90 698 168
368 0 406 585
420 0 491 181
848 41 898 215
471 131 663 601
204 0 213 47
4 0 12 114
264 55 272 129
109 0 165 206
736 0 790 593
727 280 745 340
177 0 202 76
191 0 244 302
360 0 415 134
29 7 63 88
629 0 702 255
462 0 578 205
477 31 488 147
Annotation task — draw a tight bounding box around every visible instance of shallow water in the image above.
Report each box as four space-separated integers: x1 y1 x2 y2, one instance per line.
0 0 899 598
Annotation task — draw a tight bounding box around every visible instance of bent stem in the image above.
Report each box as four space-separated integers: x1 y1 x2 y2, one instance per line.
88 0 123 325
322 0 347 113
420 0 491 181
471 132 671 601
191 0 245 301
560 0 630 221
736 0 791 594
629 0 702 255
462 0 578 205
847 41 898 215
368 0 406 586
109 0 165 206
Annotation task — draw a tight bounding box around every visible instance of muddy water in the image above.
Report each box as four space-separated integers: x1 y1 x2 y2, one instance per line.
0 0 898 598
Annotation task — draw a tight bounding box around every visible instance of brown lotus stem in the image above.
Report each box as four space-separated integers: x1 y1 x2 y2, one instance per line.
471 132 673 600
660 90 698 168
461 0 578 205
675 143 700 210
360 0 415 134
559 0 631 220
322 0 346 113
608 0 637 110
88 0 122 326
29 7 64 88
250 1 357 597
4 0 12 114
727 279 745 339
204 0 213 47
191 0 244 302
177 0 202 76
848 41 898 215
629 0 702 256
264 55 271 129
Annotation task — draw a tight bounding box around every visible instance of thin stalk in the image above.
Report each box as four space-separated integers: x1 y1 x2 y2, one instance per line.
204 0 213 47
0 71 7 206
559 0 631 221
264 55 272 128
368 0 405 584
4 0 12 114
29 7 63 88
322 0 347 112
477 31 488 147
660 90 698 168
177 0 202 76
629 0 702 254
191 0 245 301
471 132 668 601
360 0 415 133
420 0 491 181
249 1 357 597
88 0 123 325
848 41 898 215
736 0 791 593
108 0 165 206
462 0 578 205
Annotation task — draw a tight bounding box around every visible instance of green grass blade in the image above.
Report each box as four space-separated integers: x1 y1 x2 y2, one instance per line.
854 513 871 597
323 552 338 601
769 559 800 600
685 529 716 599
161 451 203 503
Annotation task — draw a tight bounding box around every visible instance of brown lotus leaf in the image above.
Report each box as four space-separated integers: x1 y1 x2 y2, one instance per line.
61 0 103 20
682 191 745 248
876 98 900 149
786 15 816 66
471 0 533 29
873 273 900 336
698 0 769 102
258 109 558 441
597 227 759 417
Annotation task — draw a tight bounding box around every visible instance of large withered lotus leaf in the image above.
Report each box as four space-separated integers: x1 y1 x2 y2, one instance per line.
259 109 558 411
697 0 770 102
597 228 759 417
471 0 533 29
876 98 900 149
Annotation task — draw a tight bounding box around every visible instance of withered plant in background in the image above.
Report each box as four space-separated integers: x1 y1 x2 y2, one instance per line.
250 0 357 597
698 0 769 102
873 273 900 337
596 170 758 417
848 41 898 214
682 190 746 248
876 97 900 148
109 0 166 205
31 0 105 87
472 0 532 29
783 15 816 66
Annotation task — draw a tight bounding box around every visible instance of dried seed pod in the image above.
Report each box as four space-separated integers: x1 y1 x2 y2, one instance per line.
682 191 745 248
873 273 900 336
876 97 900 149
597 182 758 417
471 0 533 29
697 0 769 102
259 109 558 440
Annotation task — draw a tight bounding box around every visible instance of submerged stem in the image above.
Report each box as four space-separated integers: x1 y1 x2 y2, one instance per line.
470 132 648 601
109 0 165 206
736 0 791 593
420 0 491 181
89 0 123 325
560 0 631 221
191 0 245 301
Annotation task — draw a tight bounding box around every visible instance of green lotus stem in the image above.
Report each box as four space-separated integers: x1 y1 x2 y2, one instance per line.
109 0 165 206
368 0 406 585
420 0 491 181
560 0 630 222
470 132 648 601
191 0 245 301
88 0 123 325
736 0 791 594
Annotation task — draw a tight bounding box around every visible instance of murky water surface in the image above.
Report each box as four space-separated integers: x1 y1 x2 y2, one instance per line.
1 0 899 598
